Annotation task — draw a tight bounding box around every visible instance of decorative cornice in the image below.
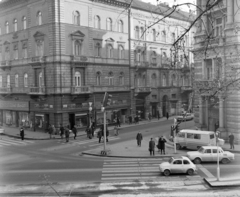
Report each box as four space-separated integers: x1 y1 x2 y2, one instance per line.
91 0 129 9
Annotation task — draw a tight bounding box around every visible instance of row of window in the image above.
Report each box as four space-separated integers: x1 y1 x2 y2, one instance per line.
0 73 29 88
0 11 42 35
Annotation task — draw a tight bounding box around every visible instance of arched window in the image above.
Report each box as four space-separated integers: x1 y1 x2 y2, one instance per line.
15 74 19 87
140 27 144 40
119 72 124 85
106 18 112 31
108 72 114 86
171 32 175 42
74 71 81 87
152 29 156 41
5 47 10 60
162 30 166 42
74 40 82 56
0 75 2 87
151 74 157 87
73 11 80 25
24 73 28 87
13 19 17 32
96 71 101 86
22 16 27 30
172 74 177 86
118 20 123 32
39 72 43 87
94 15 101 29
95 43 101 57
135 26 139 39
162 74 167 87
118 45 124 59
107 44 113 58
142 74 146 86
5 21 9 34
7 74 10 87
37 11 42 25
180 76 183 86
151 51 157 65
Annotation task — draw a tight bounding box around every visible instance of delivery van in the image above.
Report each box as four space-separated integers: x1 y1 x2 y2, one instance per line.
175 129 225 150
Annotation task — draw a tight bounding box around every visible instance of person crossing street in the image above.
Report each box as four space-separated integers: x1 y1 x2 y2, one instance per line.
20 127 24 140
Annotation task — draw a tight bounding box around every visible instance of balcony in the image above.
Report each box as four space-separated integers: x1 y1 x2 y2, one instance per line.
135 86 151 97
29 86 46 95
0 60 11 67
71 86 92 94
31 56 46 63
134 61 149 70
0 87 11 94
181 86 193 93
89 57 129 65
161 57 171 67
181 66 190 73
92 86 130 92
11 87 29 94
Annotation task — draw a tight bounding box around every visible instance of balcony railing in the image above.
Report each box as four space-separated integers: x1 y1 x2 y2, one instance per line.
31 56 46 63
92 86 130 92
29 86 45 95
134 61 149 68
0 87 11 94
135 87 151 93
11 87 29 94
89 57 129 65
71 86 92 94
0 60 11 67
181 86 193 92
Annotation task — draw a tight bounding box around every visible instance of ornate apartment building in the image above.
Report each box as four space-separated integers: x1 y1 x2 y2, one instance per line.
0 0 194 131
193 0 240 143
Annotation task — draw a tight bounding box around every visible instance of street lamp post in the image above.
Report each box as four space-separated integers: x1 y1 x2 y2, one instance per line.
173 118 177 154
216 131 220 181
101 105 107 152
89 102 92 128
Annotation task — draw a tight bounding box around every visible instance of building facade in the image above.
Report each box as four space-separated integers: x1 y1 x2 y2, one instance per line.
193 0 240 143
0 0 194 131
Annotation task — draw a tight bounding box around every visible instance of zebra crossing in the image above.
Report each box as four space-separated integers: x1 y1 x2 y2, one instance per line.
101 158 202 181
0 136 35 147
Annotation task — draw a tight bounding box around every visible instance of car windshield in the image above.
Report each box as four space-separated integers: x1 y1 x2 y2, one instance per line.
168 157 174 163
198 147 204 153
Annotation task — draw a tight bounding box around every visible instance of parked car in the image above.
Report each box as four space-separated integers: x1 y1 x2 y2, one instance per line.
187 146 235 164
159 156 197 176
175 129 225 150
0 127 4 134
177 113 194 122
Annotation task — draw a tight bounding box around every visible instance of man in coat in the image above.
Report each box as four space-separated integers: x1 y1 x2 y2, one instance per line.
48 124 53 139
158 136 167 154
166 112 169 120
72 126 77 140
60 124 64 139
149 138 155 156
229 133 235 149
117 117 121 127
20 127 24 140
65 125 70 143
136 132 143 147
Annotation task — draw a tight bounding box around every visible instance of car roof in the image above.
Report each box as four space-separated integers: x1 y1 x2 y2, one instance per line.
179 129 215 134
172 156 190 160
201 146 222 149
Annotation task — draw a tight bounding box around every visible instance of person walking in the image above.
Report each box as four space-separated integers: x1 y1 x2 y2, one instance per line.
149 138 155 156
158 136 167 154
65 125 70 143
48 124 53 139
166 112 169 120
229 133 235 149
98 129 102 143
91 120 95 137
157 111 160 120
20 127 24 140
136 132 143 147
114 125 119 136
117 117 121 127
60 124 64 139
72 126 77 140
128 115 132 124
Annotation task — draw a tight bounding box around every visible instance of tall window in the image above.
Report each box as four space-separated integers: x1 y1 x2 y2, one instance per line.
7 74 10 87
74 71 81 86
37 11 42 25
5 21 9 34
118 20 123 33
0 75 2 87
172 74 177 86
162 74 167 87
22 43 28 58
74 40 82 56
118 45 124 59
107 44 113 58
162 30 166 42
151 51 157 65
151 74 157 87
39 72 43 87
205 59 213 80
140 27 144 40
14 47 18 59
106 18 112 31
22 16 27 30
96 71 101 85
95 43 101 57
108 72 114 86
142 74 146 86
13 19 17 32
0 52 2 62
152 29 156 41
214 18 223 37
119 72 124 85
36 40 44 56
94 15 101 29
171 32 175 43
15 74 19 87
24 73 28 87
73 11 80 25
5 47 10 60
135 26 139 39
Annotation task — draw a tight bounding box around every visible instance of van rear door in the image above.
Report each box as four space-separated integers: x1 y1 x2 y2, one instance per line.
209 134 216 145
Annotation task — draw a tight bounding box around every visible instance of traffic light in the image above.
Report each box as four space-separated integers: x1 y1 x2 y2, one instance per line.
102 92 112 107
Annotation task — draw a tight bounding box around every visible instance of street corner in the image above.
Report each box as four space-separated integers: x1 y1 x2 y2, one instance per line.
203 177 240 187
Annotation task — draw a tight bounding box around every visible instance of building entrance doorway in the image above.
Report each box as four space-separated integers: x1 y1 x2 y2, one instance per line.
162 95 168 117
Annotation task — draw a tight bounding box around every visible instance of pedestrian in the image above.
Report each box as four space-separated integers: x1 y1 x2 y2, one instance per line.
149 138 155 156
229 133 235 149
136 132 143 147
20 127 24 140
91 120 95 137
72 125 77 140
157 111 160 120
106 129 109 142
114 125 119 136
60 124 64 139
158 136 167 154
98 129 102 143
117 117 121 127
65 125 70 142
48 124 53 139
52 125 56 135
166 112 169 120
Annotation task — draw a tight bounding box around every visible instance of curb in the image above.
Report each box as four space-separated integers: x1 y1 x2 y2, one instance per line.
203 178 240 187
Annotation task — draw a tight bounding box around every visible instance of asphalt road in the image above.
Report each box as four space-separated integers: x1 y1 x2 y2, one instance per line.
1 119 240 188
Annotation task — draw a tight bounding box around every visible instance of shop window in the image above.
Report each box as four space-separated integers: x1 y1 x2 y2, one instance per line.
75 114 88 128
4 111 16 126
22 16 27 30
7 74 10 87
5 21 9 34
119 72 124 85
108 72 114 86
73 11 80 25
106 18 112 31
118 20 123 33
96 71 101 85
94 15 101 29
35 114 44 129
13 19 18 32
37 11 42 25
19 112 30 128
24 73 28 87
74 71 81 86
15 74 19 87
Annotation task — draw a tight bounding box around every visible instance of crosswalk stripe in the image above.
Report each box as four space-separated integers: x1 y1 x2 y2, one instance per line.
0 138 34 146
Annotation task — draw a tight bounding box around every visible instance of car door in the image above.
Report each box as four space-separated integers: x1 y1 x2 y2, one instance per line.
212 148 223 162
183 159 192 173
202 148 213 161
171 159 183 173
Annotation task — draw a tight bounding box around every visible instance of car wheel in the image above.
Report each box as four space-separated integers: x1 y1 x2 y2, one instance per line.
221 158 230 164
187 169 194 175
193 158 201 164
163 169 170 176
176 144 181 150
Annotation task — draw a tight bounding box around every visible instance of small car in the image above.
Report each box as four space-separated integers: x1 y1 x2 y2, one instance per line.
187 146 235 164
159 156 197 176
177 113 193 122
